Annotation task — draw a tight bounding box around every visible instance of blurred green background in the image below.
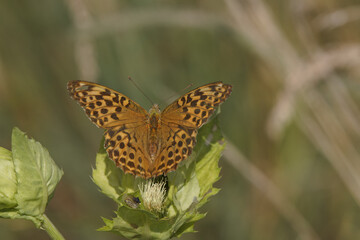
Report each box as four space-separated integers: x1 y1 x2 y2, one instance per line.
1 0 360 239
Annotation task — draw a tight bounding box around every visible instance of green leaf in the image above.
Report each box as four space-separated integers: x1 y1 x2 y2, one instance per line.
102 206 207 240
174 172 200 212
11 127 63 217
92 138 124 202
193 112 223 160
173 212 206 237
99 207 174 240
92 137 146 203
0 147 17 210
196 141 224 196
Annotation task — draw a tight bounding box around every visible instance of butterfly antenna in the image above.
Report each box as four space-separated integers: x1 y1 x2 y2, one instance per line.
128 76 154 105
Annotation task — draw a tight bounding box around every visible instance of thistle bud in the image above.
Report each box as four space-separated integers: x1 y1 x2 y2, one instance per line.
139 179 166 213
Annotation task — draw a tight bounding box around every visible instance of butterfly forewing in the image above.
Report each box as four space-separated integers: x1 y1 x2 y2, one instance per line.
161 82 232 129
67 81 147 129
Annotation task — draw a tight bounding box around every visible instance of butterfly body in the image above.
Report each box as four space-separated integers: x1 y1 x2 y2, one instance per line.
147 104 161 161
68 80 232 179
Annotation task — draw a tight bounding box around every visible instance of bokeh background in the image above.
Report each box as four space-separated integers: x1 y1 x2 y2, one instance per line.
0 0 360 239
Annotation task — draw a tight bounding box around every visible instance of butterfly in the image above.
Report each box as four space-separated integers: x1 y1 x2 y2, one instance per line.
67 80 232 179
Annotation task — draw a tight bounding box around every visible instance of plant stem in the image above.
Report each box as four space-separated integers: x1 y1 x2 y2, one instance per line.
42 214 65 240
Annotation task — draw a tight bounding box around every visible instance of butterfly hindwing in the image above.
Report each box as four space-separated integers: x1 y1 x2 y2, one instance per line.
105 125 152 178
152 124 197 176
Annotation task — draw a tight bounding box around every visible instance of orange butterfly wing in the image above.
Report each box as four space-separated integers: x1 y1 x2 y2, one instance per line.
152 82 232 176
67 81 153 178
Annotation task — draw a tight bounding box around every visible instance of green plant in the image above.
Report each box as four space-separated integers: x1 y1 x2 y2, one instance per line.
0 128 64 240
93 115 225 239
0 114 226 240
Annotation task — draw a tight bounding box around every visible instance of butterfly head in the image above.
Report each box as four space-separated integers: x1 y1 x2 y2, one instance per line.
149 104 161 115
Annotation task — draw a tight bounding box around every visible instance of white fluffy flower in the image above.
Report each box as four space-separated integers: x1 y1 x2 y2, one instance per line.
139 179 166 212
